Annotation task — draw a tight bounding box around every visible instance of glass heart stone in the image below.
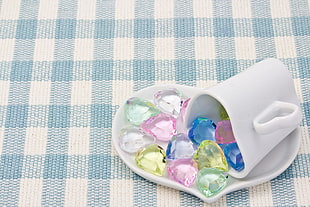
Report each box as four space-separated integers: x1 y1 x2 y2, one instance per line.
193 140 228 171
141 113 177 142
180 98 190 122
125 97 160 125
176 98 191 134
166 133 198 160
215 120 236 144
167 159 198 187
135 144 166 176
224 142 244 171
119 127 155 153
219 104 229 120
188 117 216 146
197 168 228 197
154 88 185 117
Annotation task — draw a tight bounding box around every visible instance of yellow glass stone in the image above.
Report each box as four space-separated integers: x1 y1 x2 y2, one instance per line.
135 144 166 176
219 104 230 120
193 140 228 171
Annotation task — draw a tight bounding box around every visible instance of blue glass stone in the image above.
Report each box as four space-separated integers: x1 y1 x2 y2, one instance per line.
224 142 244 171
166 133 197 160
218 143 229 151
188 117 216 146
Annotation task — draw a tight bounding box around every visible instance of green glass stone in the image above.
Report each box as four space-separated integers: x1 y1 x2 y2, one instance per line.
193 140 228 171
125 97 160 125
135 144 166 176
197 168 228 197
219 104 230 120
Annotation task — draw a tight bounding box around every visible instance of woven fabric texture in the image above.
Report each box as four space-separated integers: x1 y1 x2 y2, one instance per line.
0 0 309 206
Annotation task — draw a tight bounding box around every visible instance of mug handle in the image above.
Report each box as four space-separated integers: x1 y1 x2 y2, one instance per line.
253 101 301 134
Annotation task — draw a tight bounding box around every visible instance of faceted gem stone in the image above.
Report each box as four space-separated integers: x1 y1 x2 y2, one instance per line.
119 127 155 153
141 113 177 142
166 133 198 160
218 143 228 151
224 142 244 171
125 97 160 125
188 117 216 146
193 140 228 171
180 98 190 122
215 120 236 144
167 159 198 187
175 98 191 134
197 168 228 197
219 104 229 120
135 144 166 176
154 88 185 117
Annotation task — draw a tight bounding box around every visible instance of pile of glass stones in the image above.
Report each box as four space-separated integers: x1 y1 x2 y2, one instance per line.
118 88 244 197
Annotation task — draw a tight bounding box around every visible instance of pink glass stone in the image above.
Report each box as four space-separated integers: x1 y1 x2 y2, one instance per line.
167 159 198 187
215 120 236 144
180 98 190 122
141 113 177 142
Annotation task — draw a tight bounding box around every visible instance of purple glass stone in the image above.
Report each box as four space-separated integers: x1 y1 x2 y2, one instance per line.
167 159 198 187
188 117 216 146
215 120 236 144
166 133 197 160
224 142 244 171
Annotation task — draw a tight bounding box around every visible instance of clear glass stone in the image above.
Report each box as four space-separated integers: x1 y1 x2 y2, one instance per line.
119 127 155 153
154 88 185 117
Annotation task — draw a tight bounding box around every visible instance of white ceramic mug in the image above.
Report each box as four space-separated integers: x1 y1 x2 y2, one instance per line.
184 58 302 179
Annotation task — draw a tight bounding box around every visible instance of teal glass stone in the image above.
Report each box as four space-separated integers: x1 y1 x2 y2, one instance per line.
125 97 160 125
197 168 228 197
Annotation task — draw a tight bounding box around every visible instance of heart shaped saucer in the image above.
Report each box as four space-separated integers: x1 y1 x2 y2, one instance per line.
112 84 301 203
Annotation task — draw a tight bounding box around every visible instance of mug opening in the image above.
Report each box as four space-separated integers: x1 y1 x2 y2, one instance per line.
185 93 247 176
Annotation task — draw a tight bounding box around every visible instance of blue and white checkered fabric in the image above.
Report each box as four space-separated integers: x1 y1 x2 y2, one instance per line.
0 0 309 206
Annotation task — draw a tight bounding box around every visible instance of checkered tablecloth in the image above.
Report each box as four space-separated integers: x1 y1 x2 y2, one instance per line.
0 0 309 206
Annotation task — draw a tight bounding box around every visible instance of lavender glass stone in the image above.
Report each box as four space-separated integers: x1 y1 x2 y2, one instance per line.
119 127 155 153
188 117 216 146
125 97 160 125
154 88 185 117
224 142 244 171
167 159 198 187
141 113 177 142
166 133 198 160
215 120 236 144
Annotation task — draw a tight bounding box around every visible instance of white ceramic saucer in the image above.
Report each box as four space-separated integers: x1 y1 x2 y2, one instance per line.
112 84 301 203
